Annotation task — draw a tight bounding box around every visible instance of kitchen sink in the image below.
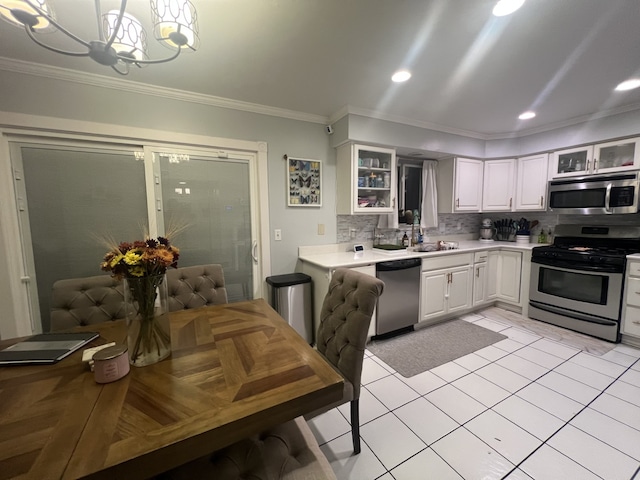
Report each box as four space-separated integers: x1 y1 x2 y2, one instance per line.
410 241 459 252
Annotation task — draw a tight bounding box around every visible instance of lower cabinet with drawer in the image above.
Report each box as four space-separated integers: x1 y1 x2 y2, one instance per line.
420 253 473 325
623 260 640 341
472 250 499 306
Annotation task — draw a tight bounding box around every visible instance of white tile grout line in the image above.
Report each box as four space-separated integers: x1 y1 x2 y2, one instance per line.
365 340 574 476
318 309 640 479
362 336 640 478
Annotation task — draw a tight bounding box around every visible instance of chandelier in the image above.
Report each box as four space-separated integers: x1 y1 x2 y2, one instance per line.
0 0 199 75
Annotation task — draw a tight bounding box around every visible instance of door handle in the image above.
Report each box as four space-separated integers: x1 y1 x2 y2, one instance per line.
456 198 459 208
540 195 543 207
594 158 598 172
476 267 480 277
252 240 258 263
604 183 612 213
586 159 591 172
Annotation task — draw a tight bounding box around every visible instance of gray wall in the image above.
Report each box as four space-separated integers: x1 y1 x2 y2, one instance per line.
344 114 486 158
2 67 640 279
0 69 337 276
486 109 640 158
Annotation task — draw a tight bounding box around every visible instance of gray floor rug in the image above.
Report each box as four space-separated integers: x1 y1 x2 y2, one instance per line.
368 320 507 378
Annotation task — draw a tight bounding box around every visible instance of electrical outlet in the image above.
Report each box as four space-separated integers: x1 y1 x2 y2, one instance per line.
317 223 325 235
274 229 282 241
350 228 357 238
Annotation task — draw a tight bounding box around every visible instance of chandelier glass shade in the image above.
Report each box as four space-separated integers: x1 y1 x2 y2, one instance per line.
0 0 199 75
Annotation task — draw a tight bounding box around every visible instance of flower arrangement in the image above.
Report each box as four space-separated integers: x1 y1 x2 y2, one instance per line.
100 236 179 279
100 236 180 366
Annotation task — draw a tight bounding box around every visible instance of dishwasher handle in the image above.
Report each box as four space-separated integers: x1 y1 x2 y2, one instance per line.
376 258 422 272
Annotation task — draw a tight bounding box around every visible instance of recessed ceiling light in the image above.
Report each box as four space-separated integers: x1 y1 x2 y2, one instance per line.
518 111 536 120
493 0 525 16
615 78 640 91
392 70 411 83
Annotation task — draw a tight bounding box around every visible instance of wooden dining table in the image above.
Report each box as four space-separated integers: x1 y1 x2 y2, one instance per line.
0 299 343 480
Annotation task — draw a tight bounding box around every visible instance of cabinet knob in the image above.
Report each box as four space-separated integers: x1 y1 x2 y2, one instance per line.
594 158 598 172
633 320 640 325
456 198 459 208
586 159 591 171
509 198 512 208
540 195 543 206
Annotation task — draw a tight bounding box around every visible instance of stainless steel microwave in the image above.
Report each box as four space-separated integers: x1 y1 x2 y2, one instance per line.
548 172 640 214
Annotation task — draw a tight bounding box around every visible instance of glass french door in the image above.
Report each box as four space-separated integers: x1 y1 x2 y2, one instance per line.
11 140 260 333
152 148 256 303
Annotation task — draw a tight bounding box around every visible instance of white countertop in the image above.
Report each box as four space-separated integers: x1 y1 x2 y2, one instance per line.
298 240 541 269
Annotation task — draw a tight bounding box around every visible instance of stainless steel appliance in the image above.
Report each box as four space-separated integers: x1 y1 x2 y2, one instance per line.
548 172 640 215
479 218 496 242
375 258 421 336
529 225 640 342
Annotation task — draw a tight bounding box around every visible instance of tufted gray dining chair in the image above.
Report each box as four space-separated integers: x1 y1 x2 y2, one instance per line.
166 264 228 311
50 275 126 331
305 267 385 454
50 264 228 332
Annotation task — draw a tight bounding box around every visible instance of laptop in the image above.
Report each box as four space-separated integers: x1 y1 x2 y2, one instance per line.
0 332 100 366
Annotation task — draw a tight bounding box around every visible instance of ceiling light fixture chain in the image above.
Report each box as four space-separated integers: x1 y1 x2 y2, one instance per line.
0 0 199 76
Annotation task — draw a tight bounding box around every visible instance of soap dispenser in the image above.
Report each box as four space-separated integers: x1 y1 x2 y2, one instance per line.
538 229 547 244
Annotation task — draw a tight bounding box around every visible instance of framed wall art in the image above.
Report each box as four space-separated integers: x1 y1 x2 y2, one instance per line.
287 157 322 207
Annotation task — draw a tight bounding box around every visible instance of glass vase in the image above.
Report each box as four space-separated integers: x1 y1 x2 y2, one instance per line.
123 273 171 367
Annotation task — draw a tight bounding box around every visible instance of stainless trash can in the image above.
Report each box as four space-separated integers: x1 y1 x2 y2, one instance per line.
266 273 313 344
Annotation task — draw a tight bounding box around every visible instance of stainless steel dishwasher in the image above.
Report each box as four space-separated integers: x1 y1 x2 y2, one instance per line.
375 258 422 336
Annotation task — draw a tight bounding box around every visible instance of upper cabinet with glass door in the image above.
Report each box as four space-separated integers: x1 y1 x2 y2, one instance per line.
593 137 640 173
336 143 396 214
551 137 640 178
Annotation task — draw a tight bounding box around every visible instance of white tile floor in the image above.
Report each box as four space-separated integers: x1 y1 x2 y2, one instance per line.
307 309 640 480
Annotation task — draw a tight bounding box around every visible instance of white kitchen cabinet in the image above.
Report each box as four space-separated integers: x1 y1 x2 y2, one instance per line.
552 145 592 178
495 250 523 304
551 137 640 179
487 251 499 301
472 251 488 306
515 154 548 211
593 137 640 173
622 260 640 341
336 143 396 214
482 159 516 212
437 157 484 213
420 253 472 324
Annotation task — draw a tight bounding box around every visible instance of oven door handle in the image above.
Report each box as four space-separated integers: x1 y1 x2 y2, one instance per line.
531 257 622 273
529 301 618 327
604 183 612 213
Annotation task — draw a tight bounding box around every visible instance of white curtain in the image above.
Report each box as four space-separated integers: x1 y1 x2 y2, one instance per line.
420 160 438 229
376 203 398 228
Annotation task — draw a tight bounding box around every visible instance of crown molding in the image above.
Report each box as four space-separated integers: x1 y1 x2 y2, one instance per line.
484 101 640 140
0 56 328 125
330 102 640 142
2 56 640 141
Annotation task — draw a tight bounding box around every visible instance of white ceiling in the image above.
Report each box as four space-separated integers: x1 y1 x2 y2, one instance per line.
1 0 640 139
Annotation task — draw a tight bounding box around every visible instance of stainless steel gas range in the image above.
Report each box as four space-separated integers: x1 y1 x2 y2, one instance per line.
529 225 640 342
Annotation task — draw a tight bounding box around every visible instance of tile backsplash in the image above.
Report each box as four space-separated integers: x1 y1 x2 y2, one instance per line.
337 212 640 244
